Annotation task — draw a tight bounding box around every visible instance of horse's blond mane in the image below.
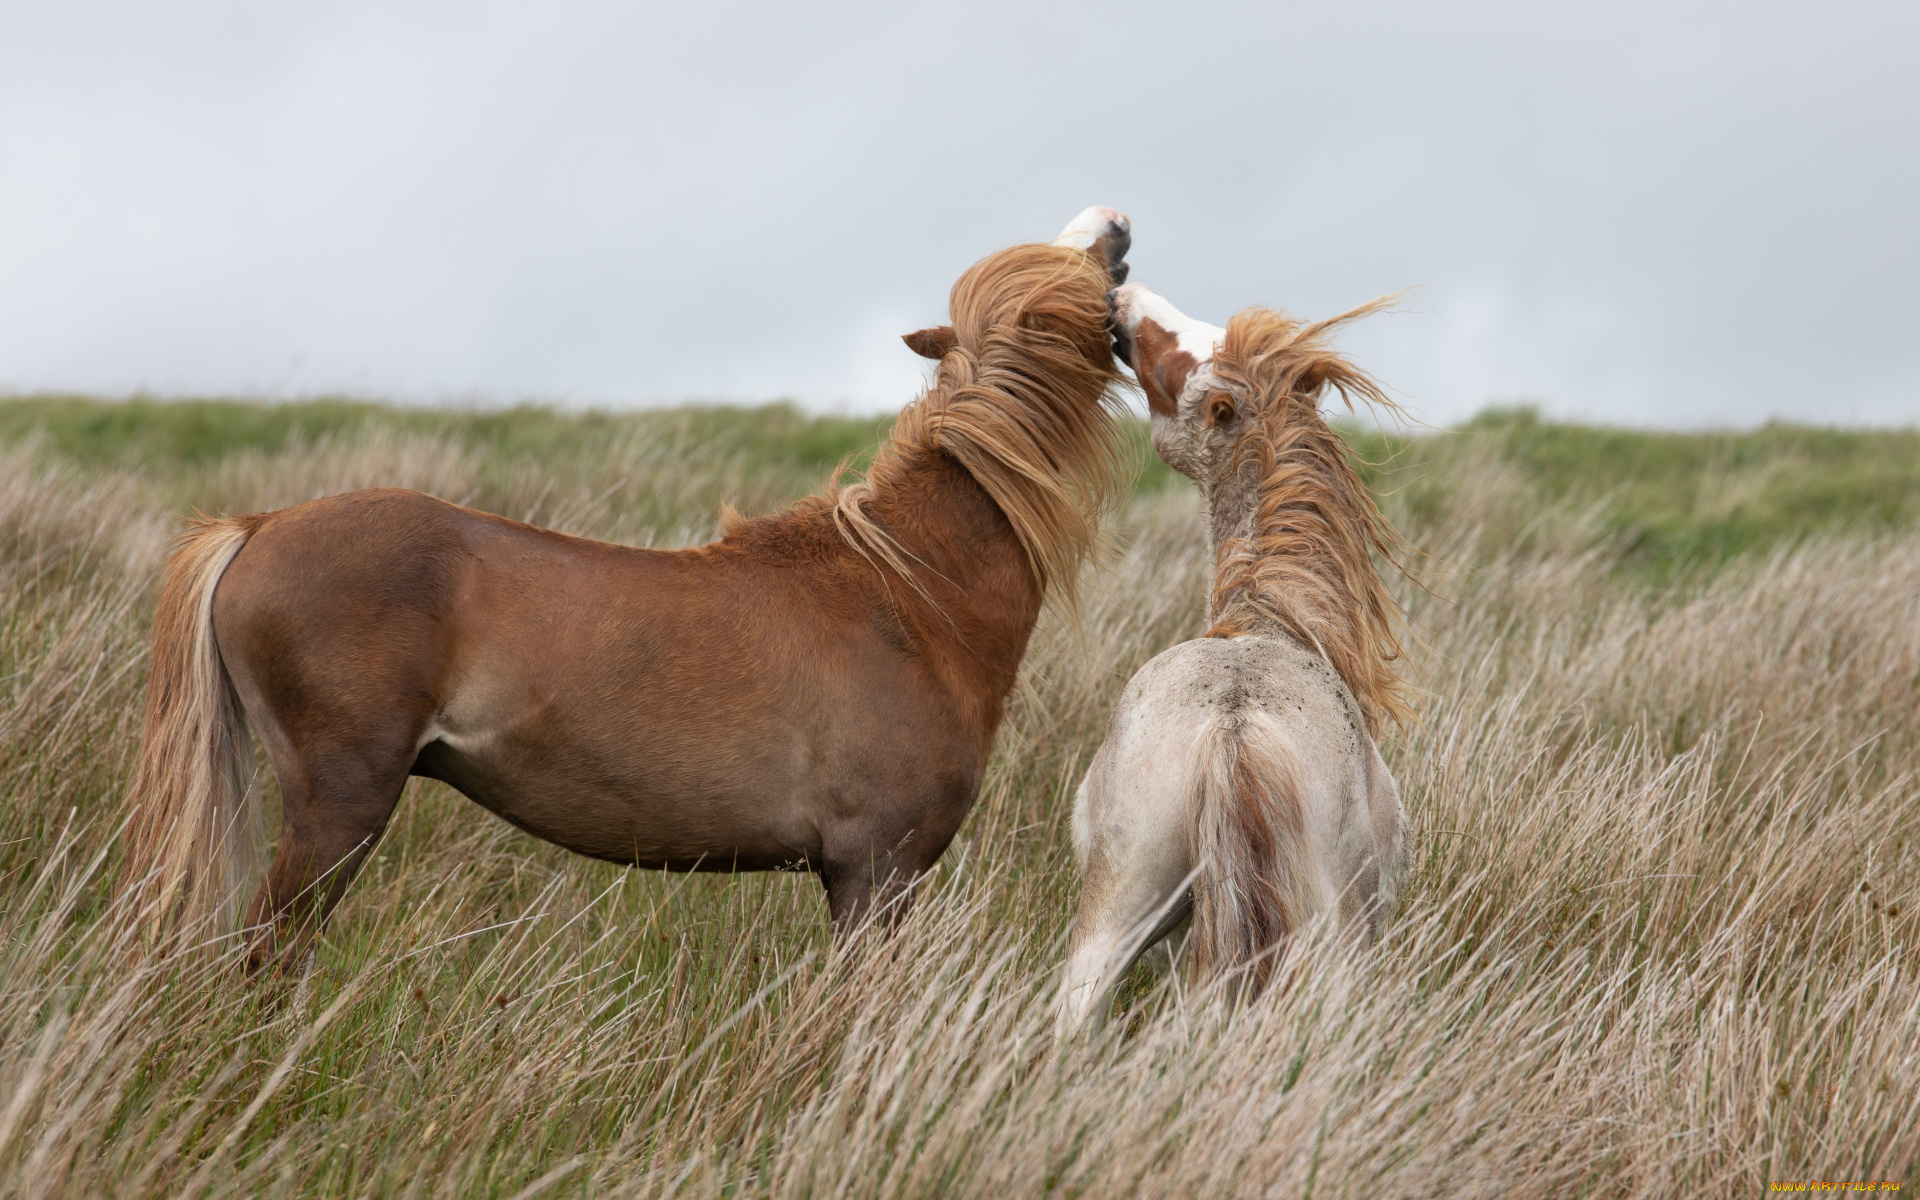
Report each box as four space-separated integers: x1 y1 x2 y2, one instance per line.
1205 300 1415 733
812 242 1126 608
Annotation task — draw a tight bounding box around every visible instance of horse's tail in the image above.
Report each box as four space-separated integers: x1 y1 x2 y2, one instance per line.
1185 710 1321 986
123 516 264 935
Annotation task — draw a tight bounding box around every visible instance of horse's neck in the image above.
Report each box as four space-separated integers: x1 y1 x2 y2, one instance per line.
865 446 1045 687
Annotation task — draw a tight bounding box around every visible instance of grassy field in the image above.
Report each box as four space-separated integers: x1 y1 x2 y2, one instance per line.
0 396 1915 1196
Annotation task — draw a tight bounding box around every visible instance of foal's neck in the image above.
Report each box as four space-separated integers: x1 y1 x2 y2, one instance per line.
1199 458 1264 625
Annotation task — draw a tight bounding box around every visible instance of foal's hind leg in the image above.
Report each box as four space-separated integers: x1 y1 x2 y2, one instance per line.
1057 769 1194 1036
240 720 420 972
1057 854 1193 1036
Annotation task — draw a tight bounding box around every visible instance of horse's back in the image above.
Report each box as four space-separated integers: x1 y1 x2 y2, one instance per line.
212 486 655 747
208 487 982 872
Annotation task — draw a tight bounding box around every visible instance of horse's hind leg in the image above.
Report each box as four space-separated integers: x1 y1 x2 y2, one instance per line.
208 492 456 971
241 723 419 972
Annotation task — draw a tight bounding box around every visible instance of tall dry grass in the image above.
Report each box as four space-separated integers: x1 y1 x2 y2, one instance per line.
0 415 1914 1197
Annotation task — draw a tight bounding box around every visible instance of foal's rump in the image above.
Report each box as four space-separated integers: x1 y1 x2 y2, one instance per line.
1065 634 1392 1016
1178 636 1397 968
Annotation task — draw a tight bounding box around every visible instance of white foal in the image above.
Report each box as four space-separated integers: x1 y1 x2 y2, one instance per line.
1057 283 1413 1035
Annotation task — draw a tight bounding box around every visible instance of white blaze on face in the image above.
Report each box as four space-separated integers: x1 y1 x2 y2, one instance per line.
1110 283 1226 417
1112 284 1225 366
1052 205 1129 250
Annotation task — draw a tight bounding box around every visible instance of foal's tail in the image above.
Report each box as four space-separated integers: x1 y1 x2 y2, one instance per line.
1185 711 1321 986
123 516 264 935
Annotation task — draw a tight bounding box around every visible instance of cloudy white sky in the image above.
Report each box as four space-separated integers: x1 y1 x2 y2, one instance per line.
0 1 1915 426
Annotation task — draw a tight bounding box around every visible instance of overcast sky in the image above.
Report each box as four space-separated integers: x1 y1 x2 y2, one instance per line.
0 1 1915 426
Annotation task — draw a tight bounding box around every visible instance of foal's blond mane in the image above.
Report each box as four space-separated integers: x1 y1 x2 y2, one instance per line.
808 242 1126 608
1205 301 1415 733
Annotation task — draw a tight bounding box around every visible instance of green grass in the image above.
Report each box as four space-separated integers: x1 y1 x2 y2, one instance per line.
0 396 895 474
1353 406 1920 577
9 396 1914 577
0 396 1915 1195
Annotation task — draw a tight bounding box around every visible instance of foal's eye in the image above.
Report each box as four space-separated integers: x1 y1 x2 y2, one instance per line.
1206 394 1237 426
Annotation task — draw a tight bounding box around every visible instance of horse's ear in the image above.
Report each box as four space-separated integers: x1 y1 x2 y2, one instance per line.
902 326 957 359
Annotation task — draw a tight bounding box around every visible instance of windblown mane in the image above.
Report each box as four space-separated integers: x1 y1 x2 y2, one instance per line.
806 242 1126 607
1205 302 1414 732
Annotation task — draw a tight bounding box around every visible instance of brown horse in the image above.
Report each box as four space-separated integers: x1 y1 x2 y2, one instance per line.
125 208 1133 967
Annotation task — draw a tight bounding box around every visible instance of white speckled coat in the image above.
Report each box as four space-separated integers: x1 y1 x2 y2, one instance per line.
1060 633 1403 1030
1057 283 1407 1034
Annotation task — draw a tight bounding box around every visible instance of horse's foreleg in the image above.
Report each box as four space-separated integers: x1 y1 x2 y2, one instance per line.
820 809 962 939
821 853 922 938
244 740 413 972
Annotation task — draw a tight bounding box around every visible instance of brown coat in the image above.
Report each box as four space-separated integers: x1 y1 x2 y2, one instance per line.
122 230 1129 966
